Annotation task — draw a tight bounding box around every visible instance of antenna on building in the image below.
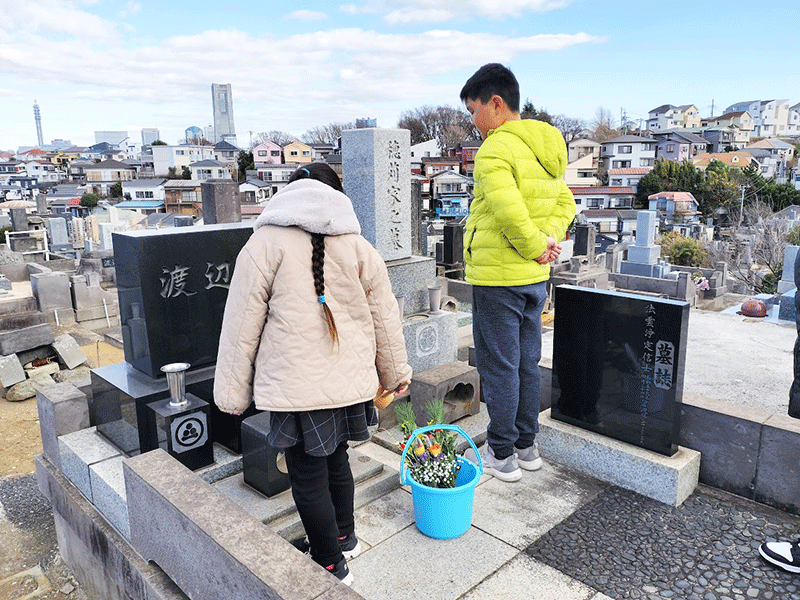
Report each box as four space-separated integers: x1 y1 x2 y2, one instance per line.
33 100 44 147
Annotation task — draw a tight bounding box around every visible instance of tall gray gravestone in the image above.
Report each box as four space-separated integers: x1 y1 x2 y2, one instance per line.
620 210 670 278
342 128 457 374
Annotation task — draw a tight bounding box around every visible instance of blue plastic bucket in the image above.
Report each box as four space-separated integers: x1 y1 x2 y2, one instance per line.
400 424 483 539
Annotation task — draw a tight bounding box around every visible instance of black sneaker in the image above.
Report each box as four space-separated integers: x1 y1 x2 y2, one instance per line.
325 557 353 586
292 533 361 559
338 532 362 559
759 540 800 573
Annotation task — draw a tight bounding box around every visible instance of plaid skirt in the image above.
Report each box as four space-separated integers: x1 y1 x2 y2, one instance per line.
268 400 377 457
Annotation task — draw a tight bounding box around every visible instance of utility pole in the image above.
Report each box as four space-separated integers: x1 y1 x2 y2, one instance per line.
710 99 715 118
739 185 746 227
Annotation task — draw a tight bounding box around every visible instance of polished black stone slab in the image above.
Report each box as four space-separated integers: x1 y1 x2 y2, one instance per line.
113 223 253 378
90 361 217 455
241 411 291 498
147 393 214 471
551 285 689 456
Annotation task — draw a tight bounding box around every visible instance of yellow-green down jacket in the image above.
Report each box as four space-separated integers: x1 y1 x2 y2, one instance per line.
464 119 576 286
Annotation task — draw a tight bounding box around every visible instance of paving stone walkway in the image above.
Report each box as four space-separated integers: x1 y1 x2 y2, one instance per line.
528 485 800 600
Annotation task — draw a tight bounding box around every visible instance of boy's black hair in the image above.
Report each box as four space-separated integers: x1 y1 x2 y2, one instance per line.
287 162 344 193
459 63 520 113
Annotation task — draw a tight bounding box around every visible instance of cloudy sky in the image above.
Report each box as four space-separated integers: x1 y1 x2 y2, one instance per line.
1 0 798 150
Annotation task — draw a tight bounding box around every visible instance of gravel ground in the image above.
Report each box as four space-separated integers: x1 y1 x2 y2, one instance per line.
528 485 800 600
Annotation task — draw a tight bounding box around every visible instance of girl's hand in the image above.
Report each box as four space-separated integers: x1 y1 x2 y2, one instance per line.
394 381 410 395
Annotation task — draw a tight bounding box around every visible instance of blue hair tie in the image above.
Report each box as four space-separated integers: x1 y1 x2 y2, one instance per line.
300 167 310 176
318 295 326 304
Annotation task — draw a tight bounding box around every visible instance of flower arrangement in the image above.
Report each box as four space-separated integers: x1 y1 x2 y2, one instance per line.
691 272 710 291
395 398 461 489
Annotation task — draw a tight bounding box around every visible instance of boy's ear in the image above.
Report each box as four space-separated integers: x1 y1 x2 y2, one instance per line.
490 94 506 112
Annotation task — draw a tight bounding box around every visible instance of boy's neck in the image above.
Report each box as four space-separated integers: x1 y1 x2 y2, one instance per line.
497 109 521 127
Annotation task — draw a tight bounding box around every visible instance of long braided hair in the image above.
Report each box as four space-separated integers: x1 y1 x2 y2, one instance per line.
287 163 344 345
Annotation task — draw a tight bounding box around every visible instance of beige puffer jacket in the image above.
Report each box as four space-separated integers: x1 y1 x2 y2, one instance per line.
213 179 412 414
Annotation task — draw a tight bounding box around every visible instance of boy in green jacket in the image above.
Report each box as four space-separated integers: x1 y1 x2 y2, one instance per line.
461 63 575 482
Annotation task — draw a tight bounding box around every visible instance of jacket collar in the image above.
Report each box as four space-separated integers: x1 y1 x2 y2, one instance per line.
253 179 361 235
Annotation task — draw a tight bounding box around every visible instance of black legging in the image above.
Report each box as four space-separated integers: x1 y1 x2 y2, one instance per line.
284 441 355 567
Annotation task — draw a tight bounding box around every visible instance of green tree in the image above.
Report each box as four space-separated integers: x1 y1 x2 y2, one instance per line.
635 170 662 206
167 166 179 178
520 100 552 125
80 193 100 208
659 231 708 267
181 166 191 180
109 181 123 198
237 150 254 182
788 224 800 246
151 140 167 145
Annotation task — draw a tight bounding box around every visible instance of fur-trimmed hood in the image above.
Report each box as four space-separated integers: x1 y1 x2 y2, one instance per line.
253 179 361 235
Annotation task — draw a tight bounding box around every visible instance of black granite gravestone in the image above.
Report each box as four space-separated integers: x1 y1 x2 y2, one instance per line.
113 222 253 379
551 285 689 456
443 222 464 265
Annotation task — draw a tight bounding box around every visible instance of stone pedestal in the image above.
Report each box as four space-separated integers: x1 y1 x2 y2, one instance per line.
539 409 699 506
240 411 291 498
401 310 458 375
408 362 480 427
386 256 437 316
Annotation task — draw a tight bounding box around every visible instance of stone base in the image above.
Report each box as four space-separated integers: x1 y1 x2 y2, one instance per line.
619 260 669 278
386 255 437 316
779 288 796 322
407 361 480 428
401 310 458 375
538 409 699 506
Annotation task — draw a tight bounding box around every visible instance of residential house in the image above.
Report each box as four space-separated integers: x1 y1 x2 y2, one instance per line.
254 164 299 197
213 141 240 170
607 167 651 191
429 171 472 218
448 141 482 177
22 161 62 184
646 105 700 132
283 141 313 164
325 153 342 178
410 140 440 174
252 141 283 167
700 128 748 153
692 151 755 171
163 180 203 216
112 200 165 216
600 136 657 170
239 178 270 204
569 186 635 212
0 161 25 184
84 159 136 195
151 144 216 176
746 138 795 162
742 148 789 181
724 100 791 137
567 138 600 164
122 179 167 202
311 144 336 161
648 191 701 229
420 156 460 177
188 159 232 180
67 160 95 183
789 102 800 136
564 154 599 187
705 111 754 133
653 130 709 161
578 209 622 237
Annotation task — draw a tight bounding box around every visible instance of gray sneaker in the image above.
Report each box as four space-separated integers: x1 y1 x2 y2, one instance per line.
515 442 543 471
465 443 522 482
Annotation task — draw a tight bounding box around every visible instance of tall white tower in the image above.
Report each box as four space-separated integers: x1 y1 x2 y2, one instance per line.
211 83 236 145
33 100 44 147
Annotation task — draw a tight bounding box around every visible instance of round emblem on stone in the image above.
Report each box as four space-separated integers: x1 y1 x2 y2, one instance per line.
740 298 767 318
175 417 205 447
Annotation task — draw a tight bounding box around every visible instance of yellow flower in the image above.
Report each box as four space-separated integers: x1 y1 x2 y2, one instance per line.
429 444 441 456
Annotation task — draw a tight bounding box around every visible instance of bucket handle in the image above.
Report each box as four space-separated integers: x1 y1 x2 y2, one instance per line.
399 423 483 485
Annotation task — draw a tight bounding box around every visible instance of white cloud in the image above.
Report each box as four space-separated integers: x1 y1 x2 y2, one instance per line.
119 1 142 18
0 0 120 38
286 9 328 21
341 0 573 24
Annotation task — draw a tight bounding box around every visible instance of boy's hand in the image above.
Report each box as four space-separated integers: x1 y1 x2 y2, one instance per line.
535 237 561 264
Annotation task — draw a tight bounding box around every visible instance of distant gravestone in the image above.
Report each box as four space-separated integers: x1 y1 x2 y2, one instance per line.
113 223 254 379
201 180 240 225
551 285 689 456
620 211 670 278
47 217 71 253
9 208 28 232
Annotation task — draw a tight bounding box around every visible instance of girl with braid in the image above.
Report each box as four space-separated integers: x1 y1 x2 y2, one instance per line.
214 162 411 586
